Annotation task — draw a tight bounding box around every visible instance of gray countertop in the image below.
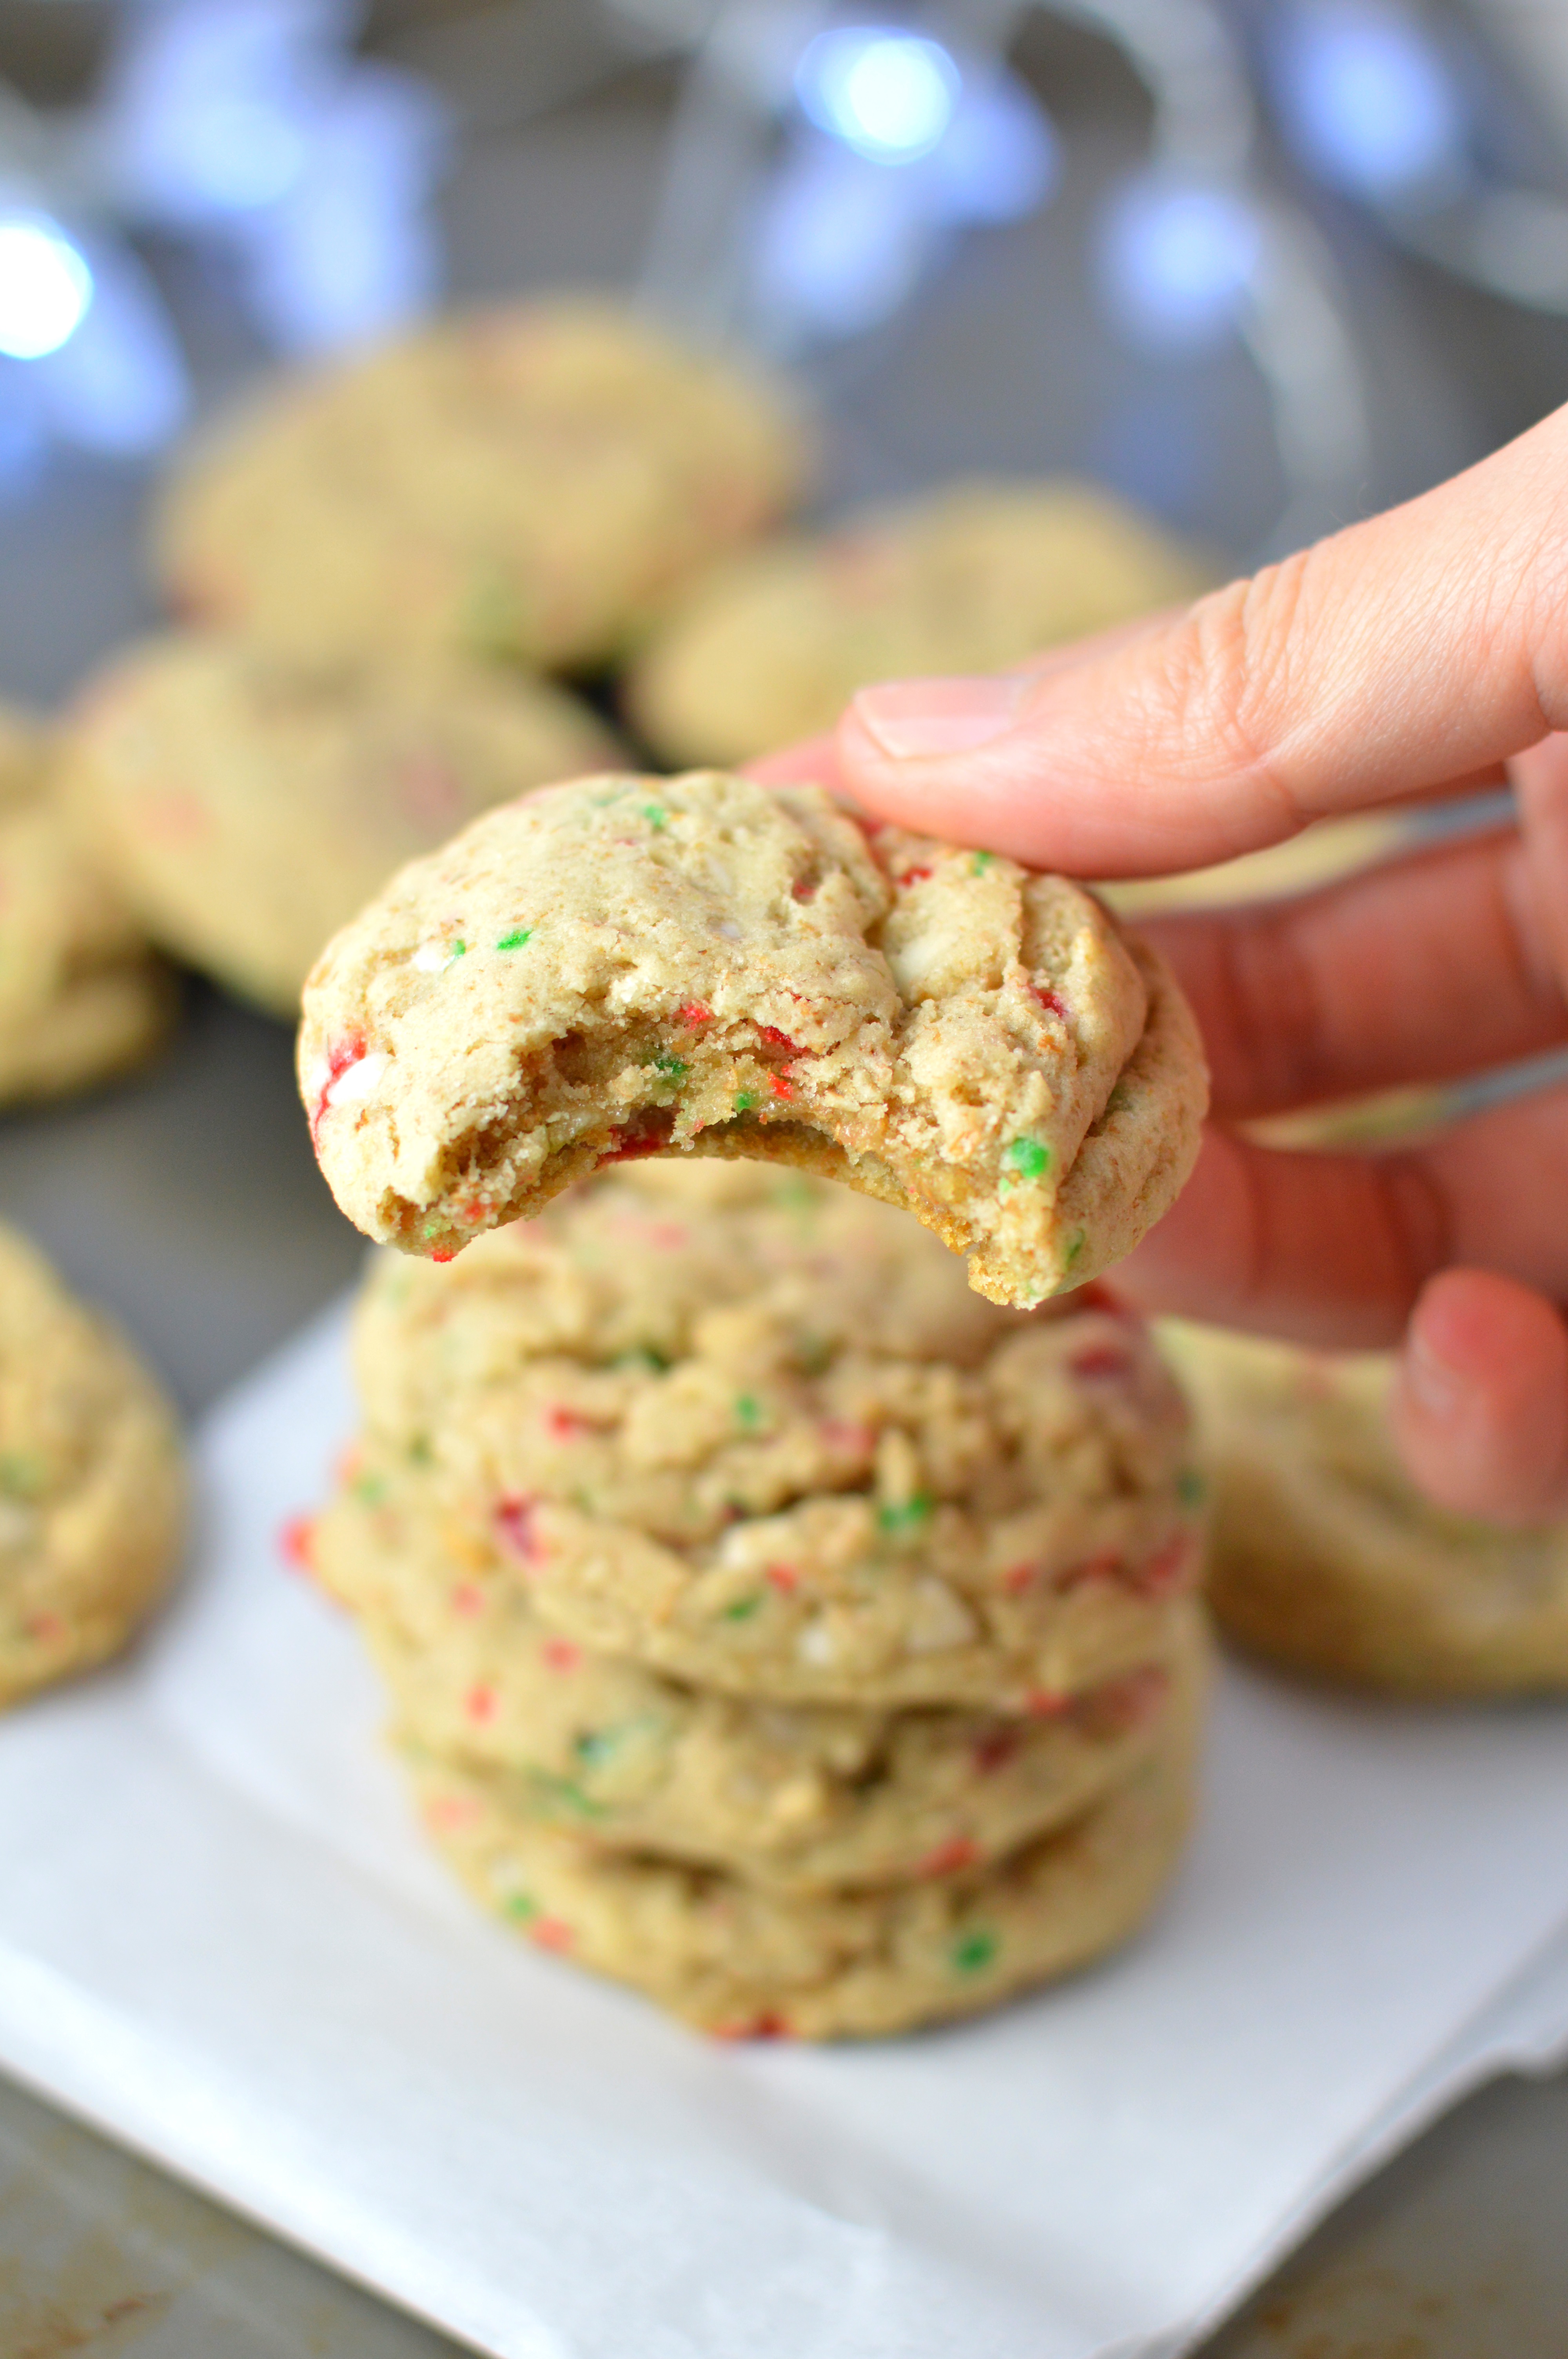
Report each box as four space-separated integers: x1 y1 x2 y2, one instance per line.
5 9 1568 2352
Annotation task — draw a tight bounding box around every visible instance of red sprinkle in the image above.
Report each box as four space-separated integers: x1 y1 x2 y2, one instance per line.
309 1030 366 1142
279 1513 317 1573
713 2011 791 2041
1054 1551 1124 1592
545 1406 594 1441
540 1637 581 1673
900 864 934 886
465 1683 497 1724
1031 985 1071 1023
451 1582 486 1618
530 1916 574 1952
820 1417 875 1454
757 1026 801 1056
971 1729 1021 1776
1002 1561 1038 1597
791 877 817 902
26 1611 64 1644
600 1127 665 1165
915 1836 980 1879
1131 1532 1193 1598
425 1795 479 1833
677 1001 713 1028
1088 1665 1171 1732
768 1072 794 1101
1024 1688 1071 1719
765 1563 799 1593
430 1249 458 1264
494 1496 541 1564
1069 1346 1133 1382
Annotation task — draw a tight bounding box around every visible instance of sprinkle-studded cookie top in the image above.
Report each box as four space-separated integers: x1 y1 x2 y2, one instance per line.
300 771 1207 1307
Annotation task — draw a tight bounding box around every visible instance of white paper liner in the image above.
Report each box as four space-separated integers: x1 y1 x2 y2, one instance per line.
2 1300 1568 2359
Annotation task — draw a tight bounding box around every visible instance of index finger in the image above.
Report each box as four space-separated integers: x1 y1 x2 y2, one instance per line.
815 402 1568 876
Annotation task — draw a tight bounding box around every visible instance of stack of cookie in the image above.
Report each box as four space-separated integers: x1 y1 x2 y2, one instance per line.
314 1164 1208 2039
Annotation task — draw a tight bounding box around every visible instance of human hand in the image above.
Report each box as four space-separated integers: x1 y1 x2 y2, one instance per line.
754 406 1568 1525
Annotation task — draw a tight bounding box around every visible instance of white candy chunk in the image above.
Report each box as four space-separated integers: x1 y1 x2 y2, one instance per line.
412 940 454 974
905 1576 977 1654
797 1617 838 1666
326 1049 390 1109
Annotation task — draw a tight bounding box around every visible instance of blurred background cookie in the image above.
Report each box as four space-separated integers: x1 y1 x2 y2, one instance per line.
624 480 1208 768
0 701 175 1105
1164 1320 1568 1696
0 1220 187 1708
62 633 621 1014
155 300 813 675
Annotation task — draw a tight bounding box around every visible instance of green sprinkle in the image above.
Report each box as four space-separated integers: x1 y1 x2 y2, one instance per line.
465 576 526 649
1002 1136 1053 1185
733 1089 760 1114
969 851 995 875
735 1393 762 1428
1178 1468 1208 1508
573 1729 619 1766
651 1053 689 1083
641 803 668 831
503 1891 540 1923
615 1345 671 1373
352 1472 387 1507
450 938 467 958
722 1594 763 1622
1064 1228 1087 1268
878 1494 934 1535
496 927 534 952
952 1929 998 1974
530 1770 606 1820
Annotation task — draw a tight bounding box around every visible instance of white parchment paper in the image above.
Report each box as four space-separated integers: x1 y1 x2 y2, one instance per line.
3 1300 1568 2359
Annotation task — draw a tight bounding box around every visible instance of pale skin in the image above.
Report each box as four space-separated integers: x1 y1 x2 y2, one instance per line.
755 402 1568 1529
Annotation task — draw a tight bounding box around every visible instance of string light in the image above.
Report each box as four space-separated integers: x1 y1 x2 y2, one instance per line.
0 216 93 362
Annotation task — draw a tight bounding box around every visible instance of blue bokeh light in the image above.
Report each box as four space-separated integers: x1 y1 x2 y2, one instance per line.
796 28 961 164
1098 175 1261 353
930 72 1058 225
1276 4 1465 201
0 216 94 362
753 138 930 338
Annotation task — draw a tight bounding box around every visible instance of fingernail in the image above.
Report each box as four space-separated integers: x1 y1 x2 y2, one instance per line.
852 674 1027 759
1404 1329 1464 1421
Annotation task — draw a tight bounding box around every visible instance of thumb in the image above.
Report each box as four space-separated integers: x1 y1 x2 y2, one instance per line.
831 401 1568 877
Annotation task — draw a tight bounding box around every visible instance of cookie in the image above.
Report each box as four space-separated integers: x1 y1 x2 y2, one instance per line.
0 1222 187 1707
1164 1321 1568 1695
316 1453 1196 1892
299 771 1208 1308
335 1166 1205 1707
1100 812 1408 916
0 704 174 1103
156 300 810 672
625 480 1208 767
62 634 619 1014
405 1646 1204 2038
